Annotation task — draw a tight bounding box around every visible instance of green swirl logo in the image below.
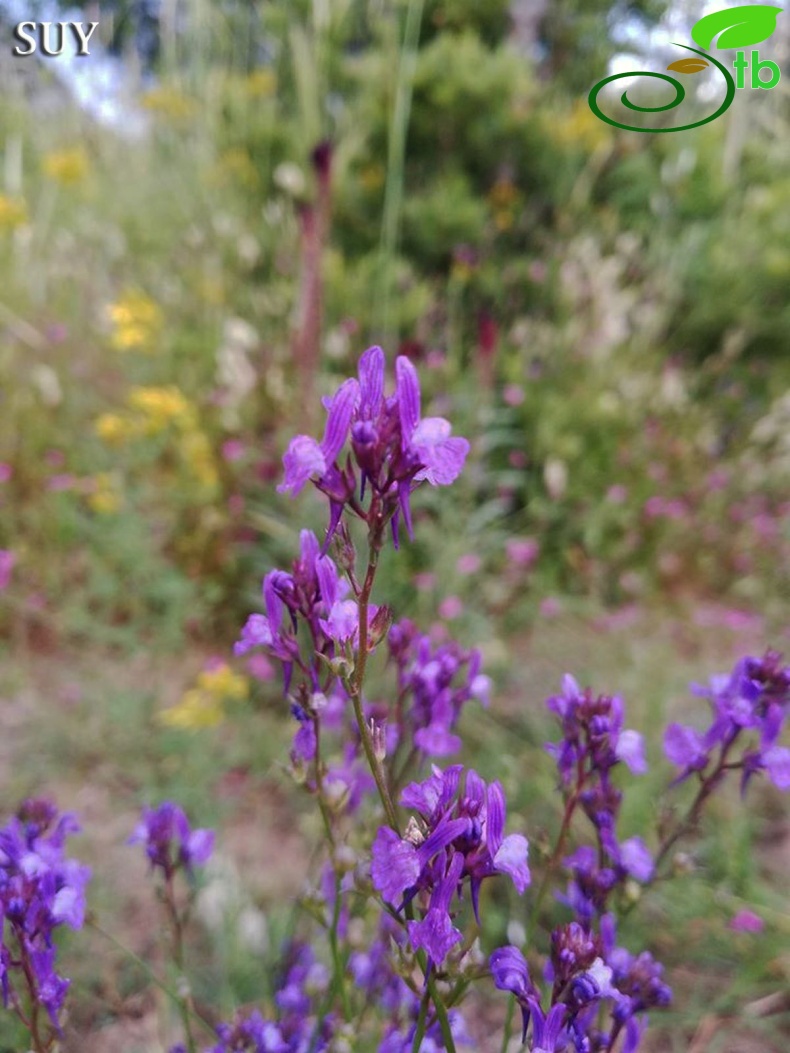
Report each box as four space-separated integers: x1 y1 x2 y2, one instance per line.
588 5 782 133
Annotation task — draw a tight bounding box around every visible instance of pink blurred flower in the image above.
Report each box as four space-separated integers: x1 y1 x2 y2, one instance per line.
456 553 482 575
706 468 729 491
729 910 764 934
539 596 562 618
508 451 528 469
228 494 245 516
45 449 65 467
425 349 447 370
0 463 12 483
247 654 275 682
606 484 627 504
414 572 437 592
438 596 464 620
506 537 539 568
503 384 524 407
47 474 76 492
0 550 14 590
222 439 246 463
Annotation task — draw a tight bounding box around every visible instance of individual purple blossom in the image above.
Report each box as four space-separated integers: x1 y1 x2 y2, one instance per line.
489 945 538 1040
278 377 359 497
128 802 214 878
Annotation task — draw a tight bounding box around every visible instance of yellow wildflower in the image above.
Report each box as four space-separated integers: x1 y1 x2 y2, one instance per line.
179 429 219 489
197 663 248 701
87 472 122 514
141 86 197 121
0 194 27 231
94 412 131 445
42 147 89 186
108 290 164 353
127 386 196 433
216 148 260 190
548 100 612 152
159 689 225 730
159 661 248 730
245 69 277 97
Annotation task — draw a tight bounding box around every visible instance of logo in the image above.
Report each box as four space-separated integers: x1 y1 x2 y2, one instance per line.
589 4 782 132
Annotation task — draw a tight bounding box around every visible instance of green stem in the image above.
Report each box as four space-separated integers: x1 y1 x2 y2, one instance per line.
349 534 401 832
410 988 431 1053
500 994 516 1053
87 918 216 1040
164 874 197 1053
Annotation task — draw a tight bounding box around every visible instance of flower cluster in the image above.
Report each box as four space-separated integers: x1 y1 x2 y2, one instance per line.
189 942 335 1053
387 619 491 758
0 799 91 1038
129 801 214 879
490 914 671 1053
278 346 469 548
372 765 529 965
664 650 790 794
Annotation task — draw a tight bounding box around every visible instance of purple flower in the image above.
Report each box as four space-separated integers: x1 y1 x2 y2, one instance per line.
0 799 90 1038
276 349 469 549
663 723 708 777
372 767 529 962
406 851 464 965
395 357 469 486
528 1002 568 1053
128 802 214 877
278 378 359 496
489 945 536 1040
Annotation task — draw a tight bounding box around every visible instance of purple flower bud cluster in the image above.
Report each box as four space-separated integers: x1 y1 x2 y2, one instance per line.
388 619 492 758
372 765 529 965
128 801 214 879
278 347 469 549
200 942 335 1053
234 529 379 687
546 675 653 922
490 914 671 1053
664 650 790 795
0 798 91 1039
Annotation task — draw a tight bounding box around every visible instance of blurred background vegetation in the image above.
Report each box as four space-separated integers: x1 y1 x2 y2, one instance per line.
1 0 790 1049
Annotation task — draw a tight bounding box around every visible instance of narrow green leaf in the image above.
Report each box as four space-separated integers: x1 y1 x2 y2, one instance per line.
691 5 782 50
